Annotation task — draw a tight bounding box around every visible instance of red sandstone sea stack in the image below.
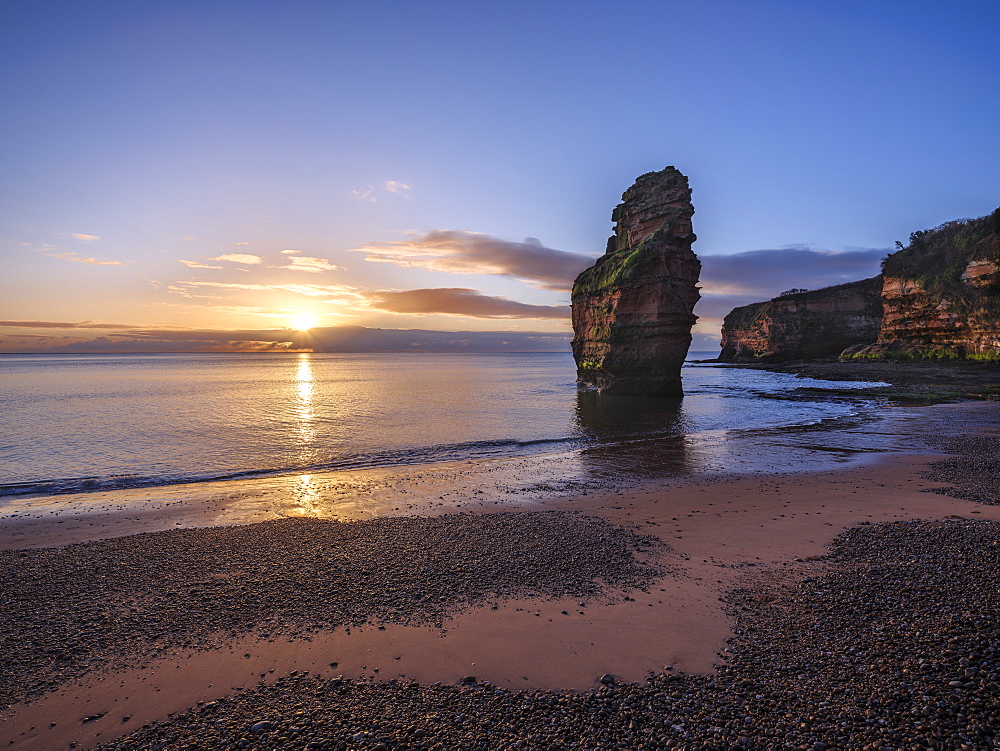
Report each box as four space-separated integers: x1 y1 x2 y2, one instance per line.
571 167 701 395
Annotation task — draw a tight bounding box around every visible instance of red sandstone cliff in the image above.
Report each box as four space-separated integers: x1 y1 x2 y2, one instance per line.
570 167 701 395
844 208 1000 360
719 278 882 361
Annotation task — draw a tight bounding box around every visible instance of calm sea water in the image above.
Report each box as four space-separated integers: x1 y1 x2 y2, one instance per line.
0 352 892 499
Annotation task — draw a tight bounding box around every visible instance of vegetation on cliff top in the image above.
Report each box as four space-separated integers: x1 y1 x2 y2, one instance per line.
722 208 1000 363
881 207 1000 297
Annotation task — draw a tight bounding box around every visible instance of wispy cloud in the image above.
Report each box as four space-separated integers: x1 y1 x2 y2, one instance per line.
179 259 224 269
205 305 290 317
699 246 886 299
350 180 414 203
166 284 223 299
692 245 888 344
207 253 264 265
0 320 138 329
234 242 252 246
363 288 570 319
47 251 122 266
280 255 339 273
347 230 594 291
350 186 376 203
5 327 570 354
70 233 100 243
178 281 360 300
383 180 412 198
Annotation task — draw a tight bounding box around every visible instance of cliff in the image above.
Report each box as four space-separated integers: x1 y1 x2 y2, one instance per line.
571 167 701 395
719 277 883 361
844 208 1000 361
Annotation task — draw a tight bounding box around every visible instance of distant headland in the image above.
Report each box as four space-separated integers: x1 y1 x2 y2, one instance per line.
720 208 1000 363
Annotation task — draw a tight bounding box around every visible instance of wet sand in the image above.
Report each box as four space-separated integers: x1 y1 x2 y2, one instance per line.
0 401 998 750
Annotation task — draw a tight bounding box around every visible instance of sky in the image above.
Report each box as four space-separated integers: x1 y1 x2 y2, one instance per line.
2 0 998 353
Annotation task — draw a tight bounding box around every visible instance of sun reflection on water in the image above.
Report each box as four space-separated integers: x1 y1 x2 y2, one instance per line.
291 355 323 516
294 352 317 449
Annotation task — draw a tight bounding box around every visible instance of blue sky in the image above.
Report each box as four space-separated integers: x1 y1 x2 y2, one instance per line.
2 0 998 352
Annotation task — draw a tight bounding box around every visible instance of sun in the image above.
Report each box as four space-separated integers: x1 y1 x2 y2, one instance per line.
290 313 317 331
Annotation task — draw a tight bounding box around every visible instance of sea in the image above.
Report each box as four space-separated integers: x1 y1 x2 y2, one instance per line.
0 351 917 510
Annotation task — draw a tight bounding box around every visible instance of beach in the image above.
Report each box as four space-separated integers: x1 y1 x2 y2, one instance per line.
6 1 998 747
1 395 998 750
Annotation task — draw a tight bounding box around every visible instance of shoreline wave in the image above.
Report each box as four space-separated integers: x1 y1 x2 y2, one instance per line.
0 434 587 499
0 353 893 502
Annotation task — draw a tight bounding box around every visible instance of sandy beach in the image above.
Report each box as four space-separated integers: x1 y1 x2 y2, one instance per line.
0 400 998 750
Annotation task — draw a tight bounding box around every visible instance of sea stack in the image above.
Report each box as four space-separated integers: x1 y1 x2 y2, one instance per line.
571 167 701 395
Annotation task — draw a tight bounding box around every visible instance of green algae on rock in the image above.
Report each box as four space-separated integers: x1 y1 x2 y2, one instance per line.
571 167 701 395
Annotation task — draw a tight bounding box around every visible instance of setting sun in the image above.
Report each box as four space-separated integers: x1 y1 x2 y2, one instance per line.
290 313 317 331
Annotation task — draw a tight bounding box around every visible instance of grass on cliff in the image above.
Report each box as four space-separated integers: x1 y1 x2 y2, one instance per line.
881 207 1000 298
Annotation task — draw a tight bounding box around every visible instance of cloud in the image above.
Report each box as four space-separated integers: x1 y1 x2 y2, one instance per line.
204 305 290 317
692 245 888 344
350 186 376 203
280 249 300 255
281 255 339 273
207 253 264 264
347 230 595 291
350 181 413 203
364 288 571 319
383 180 412 197
29 335 296 354
47 251 122 266
691 332 723 350
300 327 570 353
166 284 224 299
693 293 771 321
234 242 252 246
1 326 571 354
70 233 100 242
176 281 362 301
179 259 224 269
699 246 886 298
0 320 138 329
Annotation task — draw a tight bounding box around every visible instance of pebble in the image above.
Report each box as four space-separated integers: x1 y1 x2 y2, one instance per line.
7 416 1000 750
94 517 1000 750
925 435 1000 506
0 511 661 710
